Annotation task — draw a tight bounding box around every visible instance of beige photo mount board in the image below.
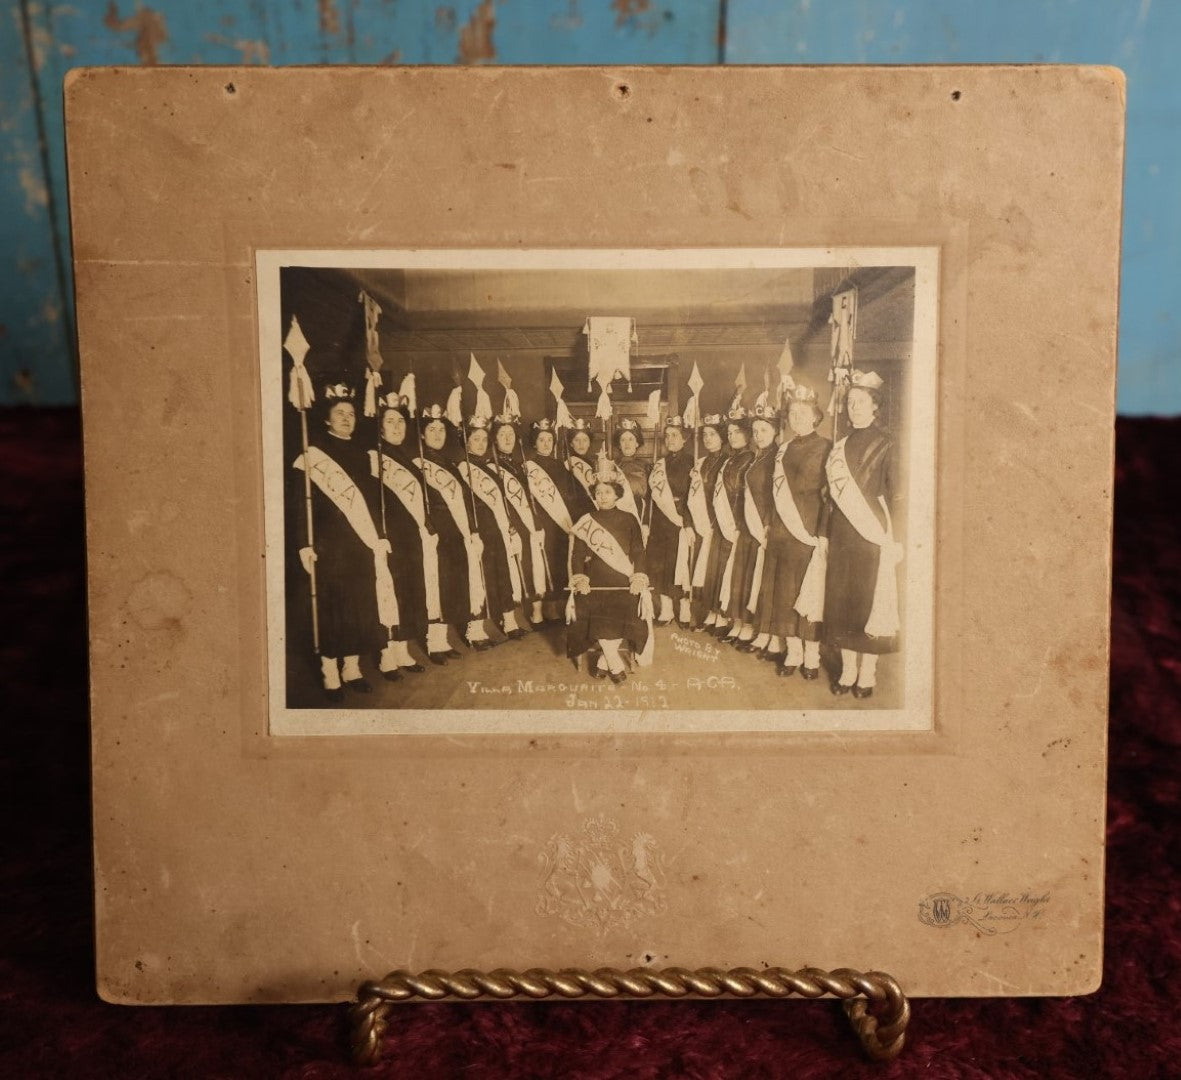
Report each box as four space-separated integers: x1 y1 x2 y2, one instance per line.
68 65 1122 1003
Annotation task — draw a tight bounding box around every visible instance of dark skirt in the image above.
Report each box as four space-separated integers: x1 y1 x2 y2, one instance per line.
566 591 648 659
726 533 761 622
537 515 570 599
315 540 386 659
696 532 734 619
517 533 541 601
434 517 474 626
823 512 899 654
383 513 428 643
758 533 820 640
647 512 685 599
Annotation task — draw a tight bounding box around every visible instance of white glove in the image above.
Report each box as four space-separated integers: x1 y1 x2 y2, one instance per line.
299 547 316 575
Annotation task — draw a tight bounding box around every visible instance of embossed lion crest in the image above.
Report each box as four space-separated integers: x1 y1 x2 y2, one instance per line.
536 815 668 933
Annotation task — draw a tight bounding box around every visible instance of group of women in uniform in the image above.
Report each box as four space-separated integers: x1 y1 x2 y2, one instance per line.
684 378 902 697
291 372 900 702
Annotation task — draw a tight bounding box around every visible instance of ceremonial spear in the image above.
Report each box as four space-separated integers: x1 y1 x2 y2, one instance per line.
725 363 749 534
642 367 666 535
406 359 432 531
684 361 704 463
826 286 857 443
358 290 397 656
284 315 319 655
677 363 700 582
488 371 529 603
374 403 394 657
459 356 492 626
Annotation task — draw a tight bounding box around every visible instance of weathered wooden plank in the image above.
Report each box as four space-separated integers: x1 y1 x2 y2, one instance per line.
726 0 1180 414
0 3 74 403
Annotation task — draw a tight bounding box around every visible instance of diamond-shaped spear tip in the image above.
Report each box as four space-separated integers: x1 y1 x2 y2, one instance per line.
777 336 795 377
687 361 704 396
283 316 310 366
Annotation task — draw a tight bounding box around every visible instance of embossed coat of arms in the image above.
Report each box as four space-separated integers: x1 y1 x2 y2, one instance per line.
536 815 668 933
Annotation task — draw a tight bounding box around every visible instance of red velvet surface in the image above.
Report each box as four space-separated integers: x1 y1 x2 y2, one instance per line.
1 409 1177 1079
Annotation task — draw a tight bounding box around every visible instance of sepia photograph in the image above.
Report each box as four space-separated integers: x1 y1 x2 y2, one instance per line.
258 248 937 734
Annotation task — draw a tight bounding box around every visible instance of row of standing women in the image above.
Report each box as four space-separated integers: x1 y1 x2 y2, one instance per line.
680 380 901 697
292 375 899 702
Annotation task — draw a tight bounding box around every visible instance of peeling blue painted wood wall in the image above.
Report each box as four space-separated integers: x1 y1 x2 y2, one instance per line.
2 0 1176 412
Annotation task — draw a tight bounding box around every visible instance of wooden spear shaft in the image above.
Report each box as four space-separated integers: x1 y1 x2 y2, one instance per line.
295 382 320 655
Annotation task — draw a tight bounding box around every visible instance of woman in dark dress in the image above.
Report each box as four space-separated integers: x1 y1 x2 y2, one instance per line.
613 418 649 528
565 419 598 508
524 419 578 623
705 410 753 640
822 373 902 699
758 385 831 679
491 416 548 627
731 404 779 652
370 395 434 679
460 416 525 640
687 414 729 630
566 476 652 684
416 405 490 659
293 386 391 701
646 417 695 626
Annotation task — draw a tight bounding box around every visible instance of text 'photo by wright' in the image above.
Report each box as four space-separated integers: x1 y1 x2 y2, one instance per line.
257 249 938 736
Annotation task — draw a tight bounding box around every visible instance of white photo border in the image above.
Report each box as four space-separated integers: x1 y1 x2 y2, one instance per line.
257 247 939 736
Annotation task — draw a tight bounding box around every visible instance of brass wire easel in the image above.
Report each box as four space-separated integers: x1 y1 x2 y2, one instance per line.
350 964 909 1066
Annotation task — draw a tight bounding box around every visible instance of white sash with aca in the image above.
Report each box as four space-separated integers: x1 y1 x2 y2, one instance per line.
826 436 900 638
742 464 770 614
497 464 548 596
567 514 655 666
649 458 692 591
686 464 713 589
618 476 642 527
568 455 596 498
418 457 486 617
525 459 574 533
295 445 399 631
460 461 523 603
373 451 443 621
771 447 826 624
713 465 741 608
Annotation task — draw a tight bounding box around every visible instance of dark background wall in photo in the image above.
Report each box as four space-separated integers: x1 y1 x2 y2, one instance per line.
278 263 915 432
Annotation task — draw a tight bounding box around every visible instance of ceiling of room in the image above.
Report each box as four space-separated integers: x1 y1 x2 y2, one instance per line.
283 263 914 359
